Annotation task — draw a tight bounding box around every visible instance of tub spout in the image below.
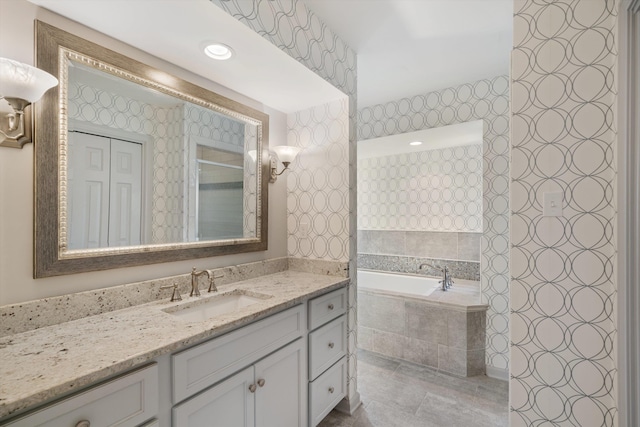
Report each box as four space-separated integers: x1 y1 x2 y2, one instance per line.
419 263 454 291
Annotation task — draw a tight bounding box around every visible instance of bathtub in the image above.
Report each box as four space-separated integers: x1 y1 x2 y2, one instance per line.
357 269 440 298
357 269 488 377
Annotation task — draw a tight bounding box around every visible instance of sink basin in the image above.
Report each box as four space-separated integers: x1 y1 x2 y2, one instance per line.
163 290 272 322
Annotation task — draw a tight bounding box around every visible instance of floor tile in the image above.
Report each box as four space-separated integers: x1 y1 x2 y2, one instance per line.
318 350 509 427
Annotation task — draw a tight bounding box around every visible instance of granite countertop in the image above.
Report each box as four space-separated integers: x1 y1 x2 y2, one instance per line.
0 270 349 419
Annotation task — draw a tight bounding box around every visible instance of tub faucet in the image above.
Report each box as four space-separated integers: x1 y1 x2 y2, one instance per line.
190 267 211 297
419 263 454 291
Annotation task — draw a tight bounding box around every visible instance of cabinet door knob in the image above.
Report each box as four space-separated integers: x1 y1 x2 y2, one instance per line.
328 303 334 310
76 421 91 427
328 386 335 394
257 378 266 387
328 342 335 349
249 384 257 393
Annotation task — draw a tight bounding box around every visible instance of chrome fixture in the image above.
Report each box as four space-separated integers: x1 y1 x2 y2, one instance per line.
160 283 182 302
207 271 225 293
0 57 58 148
269 145 302 183
419 263 454 291
191 267 211 297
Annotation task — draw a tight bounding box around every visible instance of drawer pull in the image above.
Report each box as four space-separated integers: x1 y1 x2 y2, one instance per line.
328 386 335 394
328 303 334 310
257 378 266 387
249 384 257 393
76 422 91 427
328 342 335 349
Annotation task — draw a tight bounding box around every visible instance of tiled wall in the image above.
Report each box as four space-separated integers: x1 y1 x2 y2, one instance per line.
359 291 486 377
357 76 510 373
211 0 361 408
511 0 618 425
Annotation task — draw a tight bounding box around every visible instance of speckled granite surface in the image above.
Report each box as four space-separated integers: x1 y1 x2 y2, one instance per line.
357 253 480 281
0 269 349 419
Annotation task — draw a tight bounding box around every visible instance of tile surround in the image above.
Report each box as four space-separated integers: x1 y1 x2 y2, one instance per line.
359 291 486 377
357 254 480 282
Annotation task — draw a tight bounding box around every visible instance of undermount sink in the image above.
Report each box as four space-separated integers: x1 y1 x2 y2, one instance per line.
163 290 272 322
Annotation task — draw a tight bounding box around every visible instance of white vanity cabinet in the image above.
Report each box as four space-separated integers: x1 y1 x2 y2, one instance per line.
2 364 159 427
173 339 306 427
171 305 307 427
307 288 348 427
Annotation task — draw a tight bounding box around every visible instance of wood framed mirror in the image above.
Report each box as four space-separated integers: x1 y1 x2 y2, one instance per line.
34 21 269 278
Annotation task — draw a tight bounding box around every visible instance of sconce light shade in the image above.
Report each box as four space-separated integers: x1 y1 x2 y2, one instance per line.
0 58 59 102
271 145 301 164
0 57 59 148
269 145 302 183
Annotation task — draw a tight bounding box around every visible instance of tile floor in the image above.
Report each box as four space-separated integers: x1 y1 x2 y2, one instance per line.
318 349 509 427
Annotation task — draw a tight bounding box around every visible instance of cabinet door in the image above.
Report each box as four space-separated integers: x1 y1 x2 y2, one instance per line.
172 366 255 427
254 339 307 427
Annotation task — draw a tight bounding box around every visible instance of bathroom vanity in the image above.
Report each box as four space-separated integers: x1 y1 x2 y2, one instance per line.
0 270 349 427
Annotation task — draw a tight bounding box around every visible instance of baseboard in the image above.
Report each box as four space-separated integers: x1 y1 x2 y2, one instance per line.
335 392 362 415
486 365 509 381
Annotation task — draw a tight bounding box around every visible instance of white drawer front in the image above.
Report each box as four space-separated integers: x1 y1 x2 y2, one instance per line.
309 358 346 427
172 305 305 403
308 287 347 330
308 315 346 380
4 364 158 427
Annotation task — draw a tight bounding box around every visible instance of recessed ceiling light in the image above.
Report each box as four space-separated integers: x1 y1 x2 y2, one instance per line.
204 43 234 60
409 141 423 146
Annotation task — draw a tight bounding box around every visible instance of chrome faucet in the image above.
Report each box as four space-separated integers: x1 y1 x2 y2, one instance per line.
419 263 454 291
190 267 211 297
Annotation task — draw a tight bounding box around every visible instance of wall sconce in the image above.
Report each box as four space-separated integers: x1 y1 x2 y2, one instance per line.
0 57 58 148
270 145 301 183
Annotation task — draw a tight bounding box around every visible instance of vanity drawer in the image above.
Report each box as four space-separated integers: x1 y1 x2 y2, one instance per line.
309 358 346 427
3 364 158 427
308 287 347 330
308 315 346 380
172 304 305 403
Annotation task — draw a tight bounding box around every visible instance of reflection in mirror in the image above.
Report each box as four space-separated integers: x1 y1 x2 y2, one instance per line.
34 21 268 277
65 61 258 250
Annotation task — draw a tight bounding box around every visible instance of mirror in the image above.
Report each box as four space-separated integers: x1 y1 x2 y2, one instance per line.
34 21 269 278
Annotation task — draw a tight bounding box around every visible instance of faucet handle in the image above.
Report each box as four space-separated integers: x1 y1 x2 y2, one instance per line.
160 283 182 302
207 272 224 293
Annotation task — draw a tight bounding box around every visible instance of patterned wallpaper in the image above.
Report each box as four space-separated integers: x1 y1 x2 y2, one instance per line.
358 144 483 233
211 0 361 408
287 99 350 261
358 76 511 373
511 0 618 425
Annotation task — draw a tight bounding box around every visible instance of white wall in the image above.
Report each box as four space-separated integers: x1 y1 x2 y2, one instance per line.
0 0 288 305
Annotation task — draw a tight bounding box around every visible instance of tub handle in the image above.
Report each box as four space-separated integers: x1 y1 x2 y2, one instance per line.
328 303 334 310
328 342 335 349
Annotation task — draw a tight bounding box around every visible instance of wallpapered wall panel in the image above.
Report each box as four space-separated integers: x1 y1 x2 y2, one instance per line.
211 0 361 406
511 0 618 425
358 144 484 233
358 76 511 372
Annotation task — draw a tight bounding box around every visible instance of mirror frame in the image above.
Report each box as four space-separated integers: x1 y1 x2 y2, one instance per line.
34 21 269 278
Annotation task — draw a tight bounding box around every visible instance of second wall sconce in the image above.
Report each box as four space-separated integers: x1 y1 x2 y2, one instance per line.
270 145 302 183
0 57 59 148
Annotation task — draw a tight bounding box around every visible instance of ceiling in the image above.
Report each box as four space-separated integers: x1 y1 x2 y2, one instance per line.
28 0 345 114
28 0 512 113
301 0 513 108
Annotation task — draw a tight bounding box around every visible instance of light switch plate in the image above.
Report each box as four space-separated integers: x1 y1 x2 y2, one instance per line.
300 222 309 237
543 191 563 217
